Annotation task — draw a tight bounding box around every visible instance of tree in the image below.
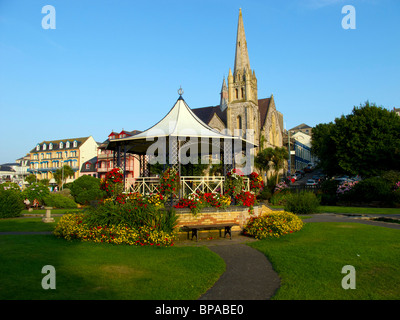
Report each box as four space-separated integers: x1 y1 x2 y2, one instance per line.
312 101 400 177
25 174 37 185
255 147 288 184
70 175 105 205
53 165 75 188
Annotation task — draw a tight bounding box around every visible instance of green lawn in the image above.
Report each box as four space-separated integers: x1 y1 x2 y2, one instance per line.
0 217 60 232
0 217 225 300
249 222 400 300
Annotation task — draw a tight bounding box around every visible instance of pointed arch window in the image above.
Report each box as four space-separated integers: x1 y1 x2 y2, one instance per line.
237 115 242 130
235 89 239 99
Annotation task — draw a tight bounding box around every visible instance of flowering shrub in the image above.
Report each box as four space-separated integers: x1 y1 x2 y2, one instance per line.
159 168 179 199
216 193 232 209
394 182 400 191
174 192 232 215
174 194 204 215
274 181 289 194
100 167 124 197
243 211 303 239
235 191 256 213
54 213 175 246
224 169 244 198
144 193 164 208
336 181 359 195
249 172 264 194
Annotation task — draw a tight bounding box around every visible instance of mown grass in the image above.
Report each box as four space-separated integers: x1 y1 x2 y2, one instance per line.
249 222 400 300
0 217 225 300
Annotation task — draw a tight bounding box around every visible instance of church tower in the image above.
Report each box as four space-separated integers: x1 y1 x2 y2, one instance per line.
227 9 259 144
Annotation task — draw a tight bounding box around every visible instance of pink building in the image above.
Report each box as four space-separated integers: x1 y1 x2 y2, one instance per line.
96 130 141 185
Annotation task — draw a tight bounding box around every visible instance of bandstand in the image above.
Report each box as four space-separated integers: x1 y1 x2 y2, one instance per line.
106 89 257 198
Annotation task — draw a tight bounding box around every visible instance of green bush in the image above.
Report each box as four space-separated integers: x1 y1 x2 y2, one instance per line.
0 189 24 218
351 177 392 203
381 170 400 187
269 192 288 205
257 187 272 201
70 175 105 205
0 182 21 191
84 199 177 234
284 191 320 214
22 182 50 205
43 194 78 209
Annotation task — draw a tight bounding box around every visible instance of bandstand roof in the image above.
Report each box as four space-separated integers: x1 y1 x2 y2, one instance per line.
106 94 256 155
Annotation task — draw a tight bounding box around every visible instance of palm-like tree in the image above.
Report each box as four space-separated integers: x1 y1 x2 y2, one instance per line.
255 147 288 184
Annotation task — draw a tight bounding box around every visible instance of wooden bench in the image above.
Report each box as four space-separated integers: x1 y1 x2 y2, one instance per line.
182 223 238 241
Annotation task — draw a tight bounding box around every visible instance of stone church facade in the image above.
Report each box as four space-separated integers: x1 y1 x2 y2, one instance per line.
192 9 284 152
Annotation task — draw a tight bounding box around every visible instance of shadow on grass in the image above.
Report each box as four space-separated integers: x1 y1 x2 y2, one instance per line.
0 234 224 300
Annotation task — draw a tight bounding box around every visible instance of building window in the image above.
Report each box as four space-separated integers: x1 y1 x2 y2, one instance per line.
86 163 91 169
235 89 238 99
73 140 77 148
66 141 70 148
36 145 40 151
59 142 63 149
241 88 244 99
237 115 242 130
43 143 47 151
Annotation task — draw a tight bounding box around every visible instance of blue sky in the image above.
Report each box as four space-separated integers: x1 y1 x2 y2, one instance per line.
0 0 399 164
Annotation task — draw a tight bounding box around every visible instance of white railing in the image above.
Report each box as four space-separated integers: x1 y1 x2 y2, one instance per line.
125 177 160 194
180 176 224 196
125 176 250 197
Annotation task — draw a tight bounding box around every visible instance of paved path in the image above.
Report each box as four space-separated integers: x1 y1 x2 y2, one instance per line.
305 213 400 230
199 244 280 300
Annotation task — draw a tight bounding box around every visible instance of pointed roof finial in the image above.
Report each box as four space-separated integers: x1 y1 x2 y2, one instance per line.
178 86 184 96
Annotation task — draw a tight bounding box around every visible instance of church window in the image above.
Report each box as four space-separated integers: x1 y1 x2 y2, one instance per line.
235 89 238 99
241 88 244 99
237 115 242 130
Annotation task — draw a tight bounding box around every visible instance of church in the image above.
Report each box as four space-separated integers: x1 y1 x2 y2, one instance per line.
192 9 284 151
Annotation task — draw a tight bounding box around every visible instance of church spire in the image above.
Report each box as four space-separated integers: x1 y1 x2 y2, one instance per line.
234 8 251 77
220 77 228 111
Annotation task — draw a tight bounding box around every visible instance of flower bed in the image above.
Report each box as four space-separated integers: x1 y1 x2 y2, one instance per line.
54 213 175 246
243 209 303 239
55 167 176 247
174 192 231 215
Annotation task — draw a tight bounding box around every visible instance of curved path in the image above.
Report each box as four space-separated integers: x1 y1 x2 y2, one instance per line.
199 243 280 300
